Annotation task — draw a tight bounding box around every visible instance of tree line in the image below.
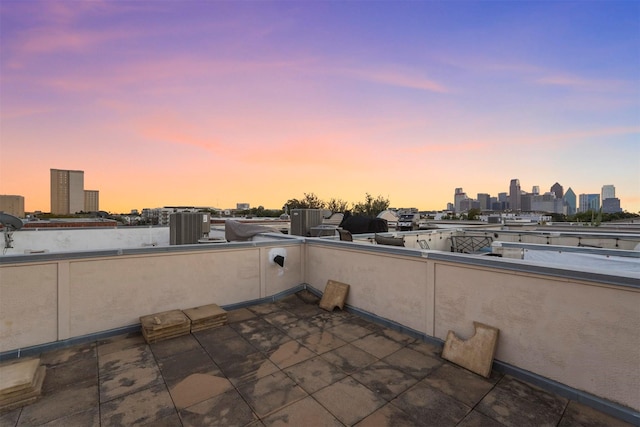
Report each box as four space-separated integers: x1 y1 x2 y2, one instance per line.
237 193 391 218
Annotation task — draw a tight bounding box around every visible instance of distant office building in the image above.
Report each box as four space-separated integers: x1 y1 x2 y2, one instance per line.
602 198 622 214
237 203 250 210
477 193 491 211
521 192 532 212
564 188 576 215
51 169 84 215
531 193 565 214
0 195 25 218
550 182 563 199
532 186 540 196
601 185 615 201
579 194 600 213
509 179 521 211
454 188 467 213
84 190 99 212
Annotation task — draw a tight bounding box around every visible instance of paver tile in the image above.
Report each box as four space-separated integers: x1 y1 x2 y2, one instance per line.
326 322 373 342
0 407 21 427
392 381 471 426
99 362 164 402
351 332 405 359
476 376 568 427
458 410 507 426
237 371 307 418
278 318 322 340
40 342 96 366
201 335 257 364
100 383 174 426
406 339 442 357
299 331 347 354
422 363 495 407
267 340 315 369
313 377 386 425
354 402 419 427
169 373 233 409
179 389 256 427
352 361 419 401
320 343 378 374
227 307 257 323
17 382 98 426
149 334 202 360
383 347 442 379
218 352 279 386
263 311 300 328
157 346 220 387
262 396 342 427
193 324 240 343
40 407 100 427
42 356 97 393
97 333 146 357
98 344 154 374
558 400 634 427
283 356 346 394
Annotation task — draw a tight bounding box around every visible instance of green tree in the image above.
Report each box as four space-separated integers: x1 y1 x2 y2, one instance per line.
326 198 350 213
352 193 390 217
467 208 481 220
284 193 325 210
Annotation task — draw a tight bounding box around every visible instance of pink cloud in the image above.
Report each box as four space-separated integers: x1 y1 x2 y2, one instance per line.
335 66 448 93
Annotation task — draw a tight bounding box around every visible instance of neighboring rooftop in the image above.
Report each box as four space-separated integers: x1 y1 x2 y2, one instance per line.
0 292 632 426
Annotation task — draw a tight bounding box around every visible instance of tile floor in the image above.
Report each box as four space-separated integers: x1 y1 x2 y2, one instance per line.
0 291 633 426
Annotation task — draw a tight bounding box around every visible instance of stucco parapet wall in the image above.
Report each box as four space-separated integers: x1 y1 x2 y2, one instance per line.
304 239 640 290
0 233 304 265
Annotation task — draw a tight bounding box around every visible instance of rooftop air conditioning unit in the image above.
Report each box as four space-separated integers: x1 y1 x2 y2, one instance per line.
170 212 210 245
290 209 324 236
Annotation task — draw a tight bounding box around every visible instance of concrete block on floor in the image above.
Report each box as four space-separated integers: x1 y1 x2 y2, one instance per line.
140 309 191 344
441 321 499 378
0 358 46 413
319 280 349 311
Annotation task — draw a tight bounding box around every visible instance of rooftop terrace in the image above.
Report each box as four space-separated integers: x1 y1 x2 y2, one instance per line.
1 226 638 425
0 292 632 426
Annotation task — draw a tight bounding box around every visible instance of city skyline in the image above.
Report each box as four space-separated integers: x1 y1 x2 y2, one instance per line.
1 1 638 213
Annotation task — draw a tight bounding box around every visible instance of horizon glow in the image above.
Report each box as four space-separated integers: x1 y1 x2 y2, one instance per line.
1 1 638 213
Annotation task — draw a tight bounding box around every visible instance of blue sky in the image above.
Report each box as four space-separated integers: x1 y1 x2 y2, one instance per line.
1 1 638 212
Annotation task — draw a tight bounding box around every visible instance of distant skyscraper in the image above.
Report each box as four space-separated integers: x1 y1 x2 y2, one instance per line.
454 188 467 213
0 195 25 217
579 194 600 213
602 198 622 213
509 179 521 211
532 186 540 195
477 193 491 211
550 182 563 199
84 190 99 212
564 188 576 215
51 169 84 214
601 185 615 201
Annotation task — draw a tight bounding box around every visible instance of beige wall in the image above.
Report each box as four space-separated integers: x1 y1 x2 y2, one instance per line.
1 239 637 411
0 242 302 351
304 241 639 411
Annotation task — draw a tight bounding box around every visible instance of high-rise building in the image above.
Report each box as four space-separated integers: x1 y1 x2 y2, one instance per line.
564 188 576 215
51 169 84 214
579 194 600 213
602 198 622 214
454 188 467 213
532 186 540 195
550 182 563 199
477 193 491 211
601 185 615 201
84 190 99 212
0 195 25 217
509 179 521 211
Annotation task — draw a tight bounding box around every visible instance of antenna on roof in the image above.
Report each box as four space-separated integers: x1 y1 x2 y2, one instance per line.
0 212 23 254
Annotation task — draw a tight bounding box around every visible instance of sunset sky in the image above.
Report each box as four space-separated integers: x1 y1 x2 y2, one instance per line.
1 1 638 214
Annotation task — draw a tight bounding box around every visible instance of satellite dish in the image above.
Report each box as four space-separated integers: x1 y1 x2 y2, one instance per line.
0 212 23 230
